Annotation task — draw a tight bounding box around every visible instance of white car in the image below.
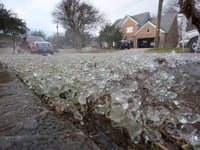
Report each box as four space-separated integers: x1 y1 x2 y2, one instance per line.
179 29 200 52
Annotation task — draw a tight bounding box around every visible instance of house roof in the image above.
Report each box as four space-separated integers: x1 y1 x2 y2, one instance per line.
113 18 122 27
113 12 177 34
113 12 150 28
131 12 150 27
150 13 177 33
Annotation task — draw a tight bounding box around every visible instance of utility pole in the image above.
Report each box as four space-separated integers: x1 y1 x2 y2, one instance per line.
56 21 59 49
56 21 59 38
155 0 163 48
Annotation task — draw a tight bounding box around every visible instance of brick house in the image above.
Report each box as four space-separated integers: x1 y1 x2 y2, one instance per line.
114 12 178 48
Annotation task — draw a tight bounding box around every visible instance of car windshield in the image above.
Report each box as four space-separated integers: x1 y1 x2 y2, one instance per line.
27 36 45 42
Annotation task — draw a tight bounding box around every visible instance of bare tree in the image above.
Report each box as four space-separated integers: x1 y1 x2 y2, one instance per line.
163 0 180 14
178 0 200 52
52 0 103 50
179 0 200 32
164 0 196 31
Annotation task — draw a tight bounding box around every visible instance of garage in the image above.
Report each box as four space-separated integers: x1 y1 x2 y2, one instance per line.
137 38 155 48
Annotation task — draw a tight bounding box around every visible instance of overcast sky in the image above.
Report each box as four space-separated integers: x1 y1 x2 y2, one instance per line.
1 0 169 36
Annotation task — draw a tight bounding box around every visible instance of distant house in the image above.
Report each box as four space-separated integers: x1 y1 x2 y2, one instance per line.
113 12 178 48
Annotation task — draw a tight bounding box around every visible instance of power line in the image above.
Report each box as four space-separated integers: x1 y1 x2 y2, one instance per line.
109 0 144 16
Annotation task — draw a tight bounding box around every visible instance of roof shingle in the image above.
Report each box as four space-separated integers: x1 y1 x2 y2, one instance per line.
150 13 177 33
131 12 150 27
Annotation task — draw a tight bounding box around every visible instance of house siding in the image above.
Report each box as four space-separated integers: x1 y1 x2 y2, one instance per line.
134 22 165 48
163 16 179 47
121 18 138 39
114 13 178 48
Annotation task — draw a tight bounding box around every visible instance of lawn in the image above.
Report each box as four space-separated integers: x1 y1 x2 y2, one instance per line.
60 47 190 53
59 48 116 53
148 47 190 52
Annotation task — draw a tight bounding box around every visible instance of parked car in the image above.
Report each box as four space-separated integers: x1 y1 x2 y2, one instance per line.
179 29 200 52
116 40 130 49
18 35 54 54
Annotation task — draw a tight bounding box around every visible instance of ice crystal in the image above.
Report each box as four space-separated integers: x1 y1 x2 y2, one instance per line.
0 52 199 147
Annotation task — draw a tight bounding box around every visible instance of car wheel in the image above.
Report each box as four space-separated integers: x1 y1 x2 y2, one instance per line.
188 37 199 53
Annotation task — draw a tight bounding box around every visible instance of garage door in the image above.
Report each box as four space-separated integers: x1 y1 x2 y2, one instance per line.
137 38 155 48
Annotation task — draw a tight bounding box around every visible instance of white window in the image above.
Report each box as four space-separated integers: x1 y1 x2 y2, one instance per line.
126 27 133 33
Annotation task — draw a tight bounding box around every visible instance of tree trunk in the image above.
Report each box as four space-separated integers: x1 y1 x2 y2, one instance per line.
75 34 82 51
179 0 200 52
179 0 200 33
12 33 16 54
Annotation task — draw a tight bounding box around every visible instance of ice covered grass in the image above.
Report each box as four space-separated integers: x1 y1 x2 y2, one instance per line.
1 52 200 148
